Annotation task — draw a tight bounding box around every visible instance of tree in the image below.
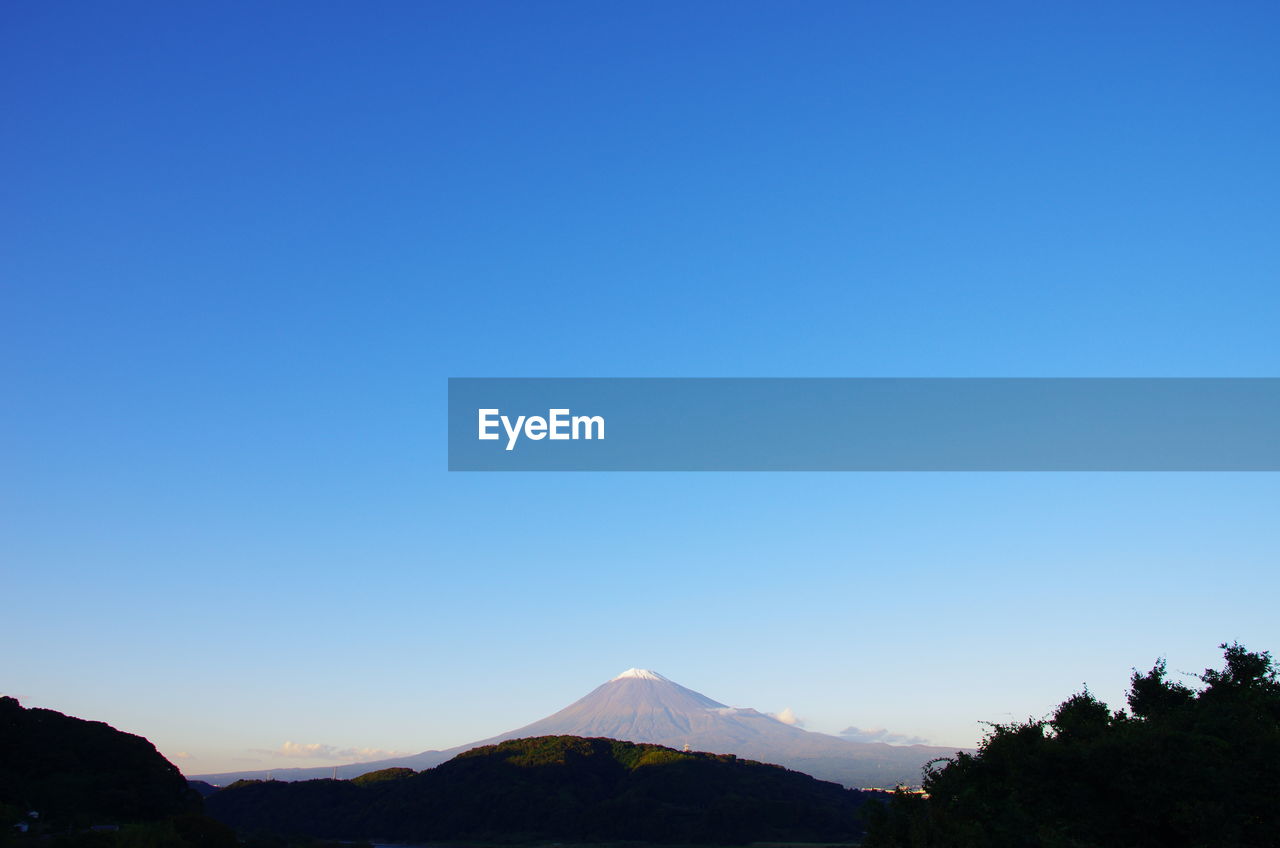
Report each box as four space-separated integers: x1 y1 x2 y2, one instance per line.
864 643 1280 848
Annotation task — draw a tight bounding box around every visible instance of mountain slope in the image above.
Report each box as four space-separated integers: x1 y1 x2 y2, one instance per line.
206 735 871 843
0 696 197 826
191 669 963 787
498 668 730 740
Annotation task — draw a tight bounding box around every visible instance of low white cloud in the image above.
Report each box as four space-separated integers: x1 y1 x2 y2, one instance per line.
277 741 339 759
255 741 409 762
172 751 194 761
768 707 805 727
840 725 929 746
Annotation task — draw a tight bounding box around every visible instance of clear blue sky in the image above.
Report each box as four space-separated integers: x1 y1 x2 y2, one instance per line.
2 1 1277 774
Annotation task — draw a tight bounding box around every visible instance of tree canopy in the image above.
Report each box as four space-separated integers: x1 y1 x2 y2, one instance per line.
865 643 1280 847
207 735 870 844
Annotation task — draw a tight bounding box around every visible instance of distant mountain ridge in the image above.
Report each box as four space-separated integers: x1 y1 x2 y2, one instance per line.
205 735 872 843
191 668 964 787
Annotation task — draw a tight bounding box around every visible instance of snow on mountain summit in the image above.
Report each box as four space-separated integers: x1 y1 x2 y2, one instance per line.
611 668 669 682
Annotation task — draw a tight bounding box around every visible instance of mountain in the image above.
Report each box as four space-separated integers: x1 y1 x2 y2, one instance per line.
186 780 220 798
205 735 872 843
191 668 964 788
0 696 198 826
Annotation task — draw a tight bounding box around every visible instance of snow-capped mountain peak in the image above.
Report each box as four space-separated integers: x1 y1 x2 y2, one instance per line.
190 665 964 790
611 668 669 682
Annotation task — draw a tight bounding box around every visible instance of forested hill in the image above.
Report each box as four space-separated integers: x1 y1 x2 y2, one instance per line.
206 735 871 843
0 696 197 827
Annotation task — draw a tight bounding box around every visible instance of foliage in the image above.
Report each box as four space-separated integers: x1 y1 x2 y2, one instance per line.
18 815 236 848
348 768 414 786
863 643 1280 847
207 735 871 844
0 697 197 829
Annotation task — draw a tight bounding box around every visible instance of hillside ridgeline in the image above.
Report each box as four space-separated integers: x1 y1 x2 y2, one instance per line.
206 735 871 843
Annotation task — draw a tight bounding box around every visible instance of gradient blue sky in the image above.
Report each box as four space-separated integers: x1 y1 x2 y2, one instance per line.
3 1 1278 774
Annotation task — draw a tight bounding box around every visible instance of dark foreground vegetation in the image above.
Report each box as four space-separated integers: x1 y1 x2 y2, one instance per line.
865 643 1280 847
10 642 1277 848
206 736 870 843
0 696 233 848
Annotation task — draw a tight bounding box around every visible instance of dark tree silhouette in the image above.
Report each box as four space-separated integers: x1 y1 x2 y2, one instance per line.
207 736 871 843
864 643 1280 848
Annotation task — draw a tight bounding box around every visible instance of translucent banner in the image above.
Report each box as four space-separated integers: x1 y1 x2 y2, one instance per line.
447 378 1280 471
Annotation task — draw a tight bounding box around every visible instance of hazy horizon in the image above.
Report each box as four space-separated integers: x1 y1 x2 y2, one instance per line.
176 665 964 779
